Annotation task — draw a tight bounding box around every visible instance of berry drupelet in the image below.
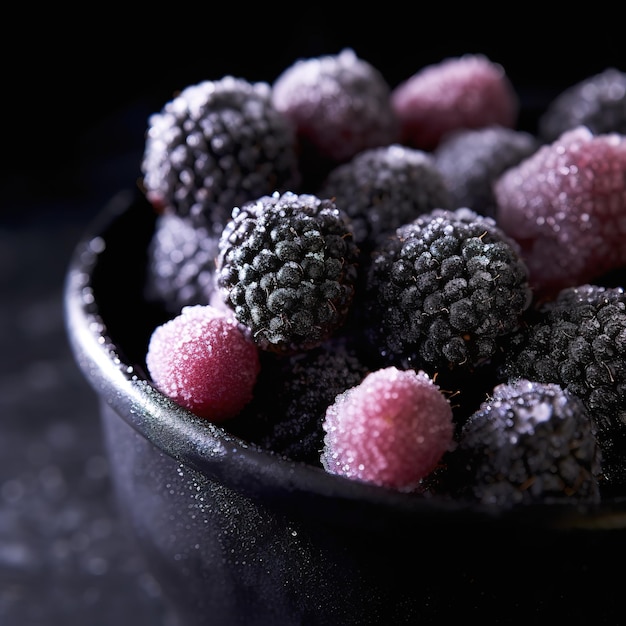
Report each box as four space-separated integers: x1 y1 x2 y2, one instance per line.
445 379 602 507
363 207 532 374
215 191 360 354
141 76 301 234
504 284 626 488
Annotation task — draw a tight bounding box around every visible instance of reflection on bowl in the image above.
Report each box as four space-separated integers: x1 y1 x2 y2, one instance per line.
64 189 626 625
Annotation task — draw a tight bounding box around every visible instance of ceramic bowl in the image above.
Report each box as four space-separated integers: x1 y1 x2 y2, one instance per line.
64 188 626 625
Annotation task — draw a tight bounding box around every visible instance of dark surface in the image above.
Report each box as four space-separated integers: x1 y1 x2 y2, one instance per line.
2 12 626 625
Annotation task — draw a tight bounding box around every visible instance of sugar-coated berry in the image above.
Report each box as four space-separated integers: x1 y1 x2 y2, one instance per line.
391 54 518 151
321 367 454 492
494 126 626 297
145 305 260 421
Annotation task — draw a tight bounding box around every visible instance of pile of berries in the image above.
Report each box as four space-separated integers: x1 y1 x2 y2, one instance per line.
139 49 626 507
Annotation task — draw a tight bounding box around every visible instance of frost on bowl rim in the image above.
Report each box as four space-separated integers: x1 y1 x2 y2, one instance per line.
64 187 626 533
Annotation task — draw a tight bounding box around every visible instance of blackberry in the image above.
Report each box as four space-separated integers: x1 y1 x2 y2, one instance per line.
317 144 452 256
216 191 359 354
227 340 370 465
145 212 220 315
504 284 626 487
445 379 602 507
363 207 532 373
433 125 538 218
538 68 626 143
141 76 301 233
272 48 399 185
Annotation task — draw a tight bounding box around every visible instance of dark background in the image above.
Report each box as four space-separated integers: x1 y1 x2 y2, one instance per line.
2 10 625 625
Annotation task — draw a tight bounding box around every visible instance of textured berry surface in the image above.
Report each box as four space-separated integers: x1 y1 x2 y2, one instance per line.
363 207 531 372
228 339 370 465
494 126 626 297
145 305 260 421
504 284 626 486
216 191 359 354
272 48 399 168
318 144 452 254
145 212 220 314
433 125 538 218
539 68 626 143
141 76 301 232
390 54 518 151
448 379 602 507
321 367 453 491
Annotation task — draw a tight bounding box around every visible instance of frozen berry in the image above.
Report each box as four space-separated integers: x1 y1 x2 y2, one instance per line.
145 212 220 314
141 76 301 233
539 68 626 143
321 367 454 492
363 207 531 372
145 305 260 421
433 125 538 218
216 191 359 354
448 379 602 507
391 54 518 151
494 126 626 297
272 48 399 182
318 144 452 255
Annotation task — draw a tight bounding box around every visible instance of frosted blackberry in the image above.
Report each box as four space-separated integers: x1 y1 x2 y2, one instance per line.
141 76 301 233
363 207 532 373
433 125 538 218
318 144 452 255
272 48 399 183
446 379 602 507
227 340 370 465
145 212 220 315
216 191 359 354
504 284 626 487
539 68 626 143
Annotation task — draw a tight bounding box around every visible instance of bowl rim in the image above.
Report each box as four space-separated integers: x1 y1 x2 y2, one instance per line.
63 188 626 531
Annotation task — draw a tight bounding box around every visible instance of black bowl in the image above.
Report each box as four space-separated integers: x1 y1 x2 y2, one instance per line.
64 189 626 625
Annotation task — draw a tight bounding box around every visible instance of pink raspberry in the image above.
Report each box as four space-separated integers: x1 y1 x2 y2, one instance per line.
494 126 626 296
320 367 454 492
145 305 260 422
390 54 518 151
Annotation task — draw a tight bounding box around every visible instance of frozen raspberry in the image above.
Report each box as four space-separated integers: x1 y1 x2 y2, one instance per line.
494 126 626 297
390 54 519 151
448 379 602 507
320 367 454 492
539 68 626 143
145 305 260 422
272 48 399 184
433 125 538 218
